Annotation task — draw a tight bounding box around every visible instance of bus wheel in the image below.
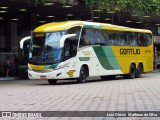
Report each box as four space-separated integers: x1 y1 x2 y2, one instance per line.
48 79 57 85
135 64 143 78
77 66 87 83
124 64 136 79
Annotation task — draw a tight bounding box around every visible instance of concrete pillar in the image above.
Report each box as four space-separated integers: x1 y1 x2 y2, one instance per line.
11 21 18 51
6 21 18 52
30 12 37 30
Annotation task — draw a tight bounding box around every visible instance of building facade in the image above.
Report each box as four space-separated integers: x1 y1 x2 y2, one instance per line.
0 0 160 76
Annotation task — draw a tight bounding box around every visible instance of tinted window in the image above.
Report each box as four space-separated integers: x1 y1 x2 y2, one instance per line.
126 32 137 46
137 33 152 46
108 31 126 46
64 26 81 59
80 28 95 47
95 30 107 45
108 31 152 46
79 28 152 47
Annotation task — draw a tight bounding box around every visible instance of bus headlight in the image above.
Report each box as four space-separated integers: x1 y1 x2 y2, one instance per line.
55 65 65 70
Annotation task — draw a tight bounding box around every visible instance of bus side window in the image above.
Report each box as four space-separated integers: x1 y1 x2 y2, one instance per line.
114 32 126 46
64 26 81 59
137 33 151 46
108 33 119 45
94 30 107 45
64 38 77 59
138 34 145 46
108 34 114 45
71 39 78 57
79 28 95 47
146 34 152 46
124 32 135 46
129 34 137 46
64 39 70 58
119 34 125 45
143 33 152 46
80 29 87 46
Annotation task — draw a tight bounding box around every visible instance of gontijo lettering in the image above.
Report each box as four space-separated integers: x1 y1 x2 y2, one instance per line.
120 48 140 55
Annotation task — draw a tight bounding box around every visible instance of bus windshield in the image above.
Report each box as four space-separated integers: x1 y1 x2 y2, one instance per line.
29 31 66 65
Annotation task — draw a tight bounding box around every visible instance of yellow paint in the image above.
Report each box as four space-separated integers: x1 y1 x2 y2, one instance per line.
34 21 83 32
82 51 92 56
29 64 44 71
34 20 151 34
111 46 154 73
67 70 76 77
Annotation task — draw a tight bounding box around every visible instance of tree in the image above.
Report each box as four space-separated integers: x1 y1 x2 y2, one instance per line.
85 0 160 21
26 0 45 6
30 0 160 22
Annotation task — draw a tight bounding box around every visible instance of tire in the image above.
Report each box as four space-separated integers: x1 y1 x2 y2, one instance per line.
77 66 87 83
124 64 136 79
48 79 57 85
100 75 116 80
135 64 143 78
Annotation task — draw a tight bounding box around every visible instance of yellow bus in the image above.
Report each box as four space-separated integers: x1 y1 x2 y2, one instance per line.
24 21 154 84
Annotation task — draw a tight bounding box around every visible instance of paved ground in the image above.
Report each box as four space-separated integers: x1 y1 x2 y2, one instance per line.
0 71 160 120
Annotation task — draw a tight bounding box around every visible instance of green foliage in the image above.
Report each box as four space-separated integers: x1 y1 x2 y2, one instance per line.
85 0 160 17
35 0 160 21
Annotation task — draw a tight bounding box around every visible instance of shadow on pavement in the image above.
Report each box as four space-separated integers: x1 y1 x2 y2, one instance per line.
35 75 149 86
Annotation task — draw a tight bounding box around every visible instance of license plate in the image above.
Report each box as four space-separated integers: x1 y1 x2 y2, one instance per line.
40 76 47 79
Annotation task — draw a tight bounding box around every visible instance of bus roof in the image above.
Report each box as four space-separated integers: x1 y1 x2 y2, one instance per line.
34 21 152 34
34 21 83 32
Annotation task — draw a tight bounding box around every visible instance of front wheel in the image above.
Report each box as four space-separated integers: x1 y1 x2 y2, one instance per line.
48 79 57 85
77 66 87 83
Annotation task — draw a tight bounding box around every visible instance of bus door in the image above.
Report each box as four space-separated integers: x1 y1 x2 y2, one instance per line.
63 26 81 78
64 38 78 78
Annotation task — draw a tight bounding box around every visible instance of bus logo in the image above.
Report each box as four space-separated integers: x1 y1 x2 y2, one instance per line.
67 70 76 77
120 48 140 55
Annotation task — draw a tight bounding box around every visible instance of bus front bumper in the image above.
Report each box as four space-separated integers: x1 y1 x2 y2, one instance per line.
28 69 65 80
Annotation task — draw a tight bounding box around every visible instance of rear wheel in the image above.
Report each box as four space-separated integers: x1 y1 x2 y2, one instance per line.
48 79 57 85
77 66 87 83
124 64 136 79
135 64 143 78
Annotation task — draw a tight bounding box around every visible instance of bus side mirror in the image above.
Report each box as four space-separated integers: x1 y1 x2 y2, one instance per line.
20 36 31 49
60 34 76 48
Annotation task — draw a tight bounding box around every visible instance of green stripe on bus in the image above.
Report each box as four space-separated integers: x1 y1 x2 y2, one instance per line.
93 46 120 70
102 46 121 69
79 57 90 61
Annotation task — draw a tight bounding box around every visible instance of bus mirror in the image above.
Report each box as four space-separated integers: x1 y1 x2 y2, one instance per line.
20 36 31 49
60 34 76 48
